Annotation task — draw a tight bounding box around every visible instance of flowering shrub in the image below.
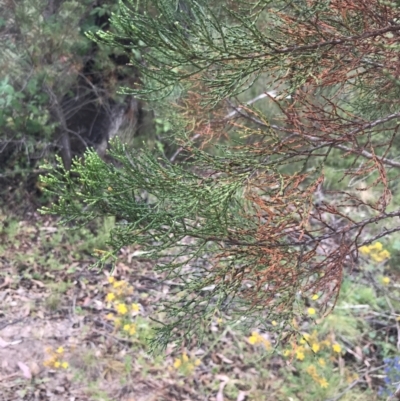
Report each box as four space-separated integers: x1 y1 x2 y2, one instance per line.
104 277 141 337
281 331 344 392
359 242 393 287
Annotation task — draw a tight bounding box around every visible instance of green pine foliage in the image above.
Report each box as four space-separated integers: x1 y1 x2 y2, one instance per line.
42 139 310 350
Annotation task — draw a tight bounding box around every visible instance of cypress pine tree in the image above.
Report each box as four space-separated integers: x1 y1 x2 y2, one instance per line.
41 0 400 350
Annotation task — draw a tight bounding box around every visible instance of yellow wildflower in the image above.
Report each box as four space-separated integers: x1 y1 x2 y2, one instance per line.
108 276 115 284
371 253 385 263
182 353 189 363
105 313 115 320
43 356 57 367
382 276 391 285
131 303 140 312
306 365 318 376
311 294 319 300
308 308 316 315
56 347 64 354
319 378 329 388
311 343 320 353
173 358 182 369
116 303 128 315
262 339 272 350
271 320 278 326
283 349 291 357
123 324 131 332
379 250 391 259
332 343 342 353
113 280 125 289
54 361 61 368
105 292 115 302
248 332 260 345
194 359 201 366
296 350 305 360
318 358 326 367
370 242 383 251
307 365 329 388
248 331 270 349
248 336 258 345
129 325 136 335
359 245 371 255
61 361 69 369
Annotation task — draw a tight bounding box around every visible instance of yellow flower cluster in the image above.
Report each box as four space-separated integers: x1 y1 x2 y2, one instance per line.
123 323 136 335
282 332 343 389
116 303 128 315
248 331 272 350
43 346 69 369
359 242 390 263
284 332 342 360
172 352 201 374
105 277 140 337
106 276 134 297
306 365 329 388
